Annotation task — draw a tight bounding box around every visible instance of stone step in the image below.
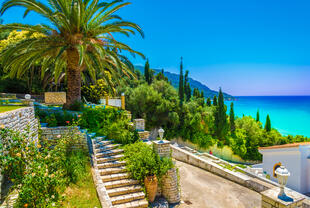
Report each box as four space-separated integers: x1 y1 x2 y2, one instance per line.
110 192 145 205
102 173 130 182
104 179 140 189
107 184 143 197
96 154 124 164
96 149 124 158
95 144 121 153
94 137 109 142
100 166 127 176
112 198 148 208
98 161 126 169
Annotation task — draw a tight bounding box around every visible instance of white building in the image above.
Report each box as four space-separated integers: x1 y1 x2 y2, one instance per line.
259 142 310 194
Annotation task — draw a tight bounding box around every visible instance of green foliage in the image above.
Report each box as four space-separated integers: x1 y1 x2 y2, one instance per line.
256 110 260 122
214 89 228 140
206 97 211 106
184 70 191 102
155 69 169 82
265 114 271 132
123 142 174 183
103 119 139 145
126 81 179 129
178 57 184 104
229 102 236 134
144 60 152 85
45 113 58 127
0 126 88 207
213 95 218 106
35 108 78 126
82 79 113 104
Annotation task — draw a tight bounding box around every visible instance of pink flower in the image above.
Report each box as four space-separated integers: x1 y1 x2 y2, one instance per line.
57 135 61 138
66 121 70 124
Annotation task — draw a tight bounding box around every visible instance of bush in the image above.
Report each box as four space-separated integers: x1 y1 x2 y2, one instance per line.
81 79 114 104
123 142 174 184
0 125 88 207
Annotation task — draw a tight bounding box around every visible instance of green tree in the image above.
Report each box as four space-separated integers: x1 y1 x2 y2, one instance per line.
0 0 144 108
206 97 211 106
214 88 228 140
213 95 218 106
178 57 184 104
200 90 204 98
265 114 271 132
144 59 150 84
229 102 235 134
256 110 260 122
155 69 168 82
184 70 191 101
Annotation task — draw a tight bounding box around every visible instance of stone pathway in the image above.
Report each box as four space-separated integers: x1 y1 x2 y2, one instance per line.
93 137 148 208
176 160 261 208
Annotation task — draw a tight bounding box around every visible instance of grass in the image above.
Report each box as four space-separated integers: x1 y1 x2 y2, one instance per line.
0 106 24 113
62 163 101 208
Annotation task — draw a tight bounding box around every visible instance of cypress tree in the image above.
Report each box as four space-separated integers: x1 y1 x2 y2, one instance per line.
214 88 228 140
230 102 235 134
206 97 211 106
144 59 150 84
184 70 191 101
178 57 184 104
200 90 204 98
256 110 260 122
213 95 218 106
265 115 271 132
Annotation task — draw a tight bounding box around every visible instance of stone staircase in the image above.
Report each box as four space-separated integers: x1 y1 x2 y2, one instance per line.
93 138 148 208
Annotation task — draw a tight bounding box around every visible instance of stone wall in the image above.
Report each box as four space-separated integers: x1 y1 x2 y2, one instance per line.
261 188 304 208
0 107 39 200
44 92 66 105
0 107 38 137
41 126 87 150
153 140 171 158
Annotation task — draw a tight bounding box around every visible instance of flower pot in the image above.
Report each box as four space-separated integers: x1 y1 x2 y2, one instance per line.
144 175 158 203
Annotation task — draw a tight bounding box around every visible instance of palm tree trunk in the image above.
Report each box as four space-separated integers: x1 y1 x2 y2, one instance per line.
65 48 82 108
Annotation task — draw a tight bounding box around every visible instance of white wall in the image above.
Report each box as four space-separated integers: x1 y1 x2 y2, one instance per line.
260 147 303 192
100 98 121 108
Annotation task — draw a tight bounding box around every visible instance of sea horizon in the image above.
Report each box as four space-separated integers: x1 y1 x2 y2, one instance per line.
225 95 310 137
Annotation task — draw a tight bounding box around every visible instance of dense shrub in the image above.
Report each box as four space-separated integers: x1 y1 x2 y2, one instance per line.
0 126 88 207
123 142 174 184
81 79 114 104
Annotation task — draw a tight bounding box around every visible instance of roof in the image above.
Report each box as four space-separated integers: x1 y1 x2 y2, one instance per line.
259 142 310 150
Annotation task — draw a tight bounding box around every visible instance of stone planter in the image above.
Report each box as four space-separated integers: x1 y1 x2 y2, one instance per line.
144 175 158 203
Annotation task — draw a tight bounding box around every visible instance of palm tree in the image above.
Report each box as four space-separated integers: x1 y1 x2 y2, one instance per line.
0 0 144 108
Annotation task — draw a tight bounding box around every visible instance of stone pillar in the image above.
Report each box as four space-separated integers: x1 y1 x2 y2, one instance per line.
162 168 180 204
105 96 109 106
153 140 180 204
153 140 171 158
261 187 305 208
134 119 145 131
121 93 125 110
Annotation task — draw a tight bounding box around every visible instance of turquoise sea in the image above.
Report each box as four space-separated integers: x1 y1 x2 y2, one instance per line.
225 96 310 137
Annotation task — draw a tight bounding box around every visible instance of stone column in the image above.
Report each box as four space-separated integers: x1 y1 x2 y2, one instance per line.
134 119 145 131
261 187 305 208
153 140 171 158
105 96 109 106
153 140 180 204
121 93 125 110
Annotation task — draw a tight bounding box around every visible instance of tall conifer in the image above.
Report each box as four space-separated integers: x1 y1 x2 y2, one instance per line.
265 115 271 132
213 95 218 106
230 102 236 134
178 57 184 104
206 98 211 106
256 110 260 122
214 88 228 140
144 59 150 84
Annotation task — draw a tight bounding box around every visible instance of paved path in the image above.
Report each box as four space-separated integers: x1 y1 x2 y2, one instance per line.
176 161 261 208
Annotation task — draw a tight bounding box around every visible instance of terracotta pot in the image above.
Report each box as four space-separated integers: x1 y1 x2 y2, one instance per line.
144 175 158 203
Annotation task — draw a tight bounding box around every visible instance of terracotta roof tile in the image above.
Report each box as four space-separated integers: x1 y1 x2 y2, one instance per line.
259 142 310 150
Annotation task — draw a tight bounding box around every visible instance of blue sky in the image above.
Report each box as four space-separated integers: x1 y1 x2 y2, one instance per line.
2 0 310 96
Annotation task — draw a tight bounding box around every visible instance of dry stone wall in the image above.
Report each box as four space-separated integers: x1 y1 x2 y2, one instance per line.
0 107 39 200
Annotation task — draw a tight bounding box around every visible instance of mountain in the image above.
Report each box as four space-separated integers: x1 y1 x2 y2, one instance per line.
135 65 234 99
